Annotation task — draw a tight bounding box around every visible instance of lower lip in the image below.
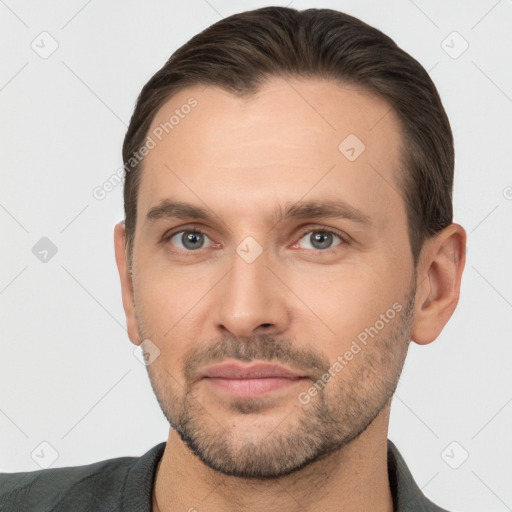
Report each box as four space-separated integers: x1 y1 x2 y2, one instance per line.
204 377 307 398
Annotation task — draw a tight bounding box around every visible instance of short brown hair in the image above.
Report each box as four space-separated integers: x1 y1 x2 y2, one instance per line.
122 6 453 268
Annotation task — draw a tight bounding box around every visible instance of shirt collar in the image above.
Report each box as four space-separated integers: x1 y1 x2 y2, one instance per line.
387 439 448 511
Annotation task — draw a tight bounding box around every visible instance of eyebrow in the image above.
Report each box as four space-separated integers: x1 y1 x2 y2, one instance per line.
145 199 372 227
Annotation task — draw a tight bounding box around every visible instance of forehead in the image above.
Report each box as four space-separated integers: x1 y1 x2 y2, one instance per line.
137 77 405 231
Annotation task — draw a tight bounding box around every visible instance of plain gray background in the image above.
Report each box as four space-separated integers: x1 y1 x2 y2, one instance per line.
1 1 511 511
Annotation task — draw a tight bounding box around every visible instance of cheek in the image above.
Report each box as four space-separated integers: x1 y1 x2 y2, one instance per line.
133 267 212 369
134 263 210 327
286 265 400 350
290 266 388 324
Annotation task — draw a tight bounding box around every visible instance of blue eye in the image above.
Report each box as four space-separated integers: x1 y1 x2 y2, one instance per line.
296 229 344 251
167 230 214 251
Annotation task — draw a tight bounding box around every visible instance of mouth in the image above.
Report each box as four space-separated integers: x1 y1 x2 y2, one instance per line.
204 375 308 397
200 361 309 398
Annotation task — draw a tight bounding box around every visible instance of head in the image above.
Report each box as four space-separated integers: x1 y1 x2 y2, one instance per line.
114 7 465 479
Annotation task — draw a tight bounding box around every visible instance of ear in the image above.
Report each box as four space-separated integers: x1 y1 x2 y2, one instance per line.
114 222 141 346
411 223 466 345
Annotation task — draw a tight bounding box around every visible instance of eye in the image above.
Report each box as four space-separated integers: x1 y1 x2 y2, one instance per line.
295 228 345 251
165 229 214 251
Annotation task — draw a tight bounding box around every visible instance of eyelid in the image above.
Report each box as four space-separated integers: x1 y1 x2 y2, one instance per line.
163 223 211 239
162 224 219 249
291 225 348 252
295 224 348 241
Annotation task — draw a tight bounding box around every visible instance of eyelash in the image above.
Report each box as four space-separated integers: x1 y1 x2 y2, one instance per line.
162 225 347 254
293 227 346 253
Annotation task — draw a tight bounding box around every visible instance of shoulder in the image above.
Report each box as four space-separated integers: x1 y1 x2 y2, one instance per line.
0 456 134 512
0 443 165 512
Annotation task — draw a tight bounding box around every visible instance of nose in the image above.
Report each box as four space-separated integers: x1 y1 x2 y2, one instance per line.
214 245 290 339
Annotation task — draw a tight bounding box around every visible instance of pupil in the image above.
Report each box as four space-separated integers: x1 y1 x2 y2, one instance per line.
183 232 203 250
311 232 332 249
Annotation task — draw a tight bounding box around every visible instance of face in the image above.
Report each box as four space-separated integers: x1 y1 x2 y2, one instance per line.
122 77 417 478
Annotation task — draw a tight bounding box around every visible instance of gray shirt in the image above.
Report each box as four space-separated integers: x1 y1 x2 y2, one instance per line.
0 439 449 511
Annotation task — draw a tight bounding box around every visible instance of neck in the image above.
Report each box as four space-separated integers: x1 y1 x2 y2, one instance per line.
153 406 394 512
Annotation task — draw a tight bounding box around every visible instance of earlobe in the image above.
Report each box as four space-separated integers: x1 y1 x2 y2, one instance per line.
113 222 142 346
411 223 466 345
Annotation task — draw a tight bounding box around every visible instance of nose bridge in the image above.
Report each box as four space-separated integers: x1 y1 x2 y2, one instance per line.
226 240 271 312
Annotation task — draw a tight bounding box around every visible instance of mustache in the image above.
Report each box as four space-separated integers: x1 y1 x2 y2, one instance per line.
183 333 331 384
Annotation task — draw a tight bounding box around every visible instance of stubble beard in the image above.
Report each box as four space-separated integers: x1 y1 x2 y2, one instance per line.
140 286 415 479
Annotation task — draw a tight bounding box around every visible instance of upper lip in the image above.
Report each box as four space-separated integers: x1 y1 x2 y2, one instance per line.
201 362 306 379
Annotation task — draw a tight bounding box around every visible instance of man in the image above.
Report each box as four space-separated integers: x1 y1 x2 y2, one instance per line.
0 6 465 512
